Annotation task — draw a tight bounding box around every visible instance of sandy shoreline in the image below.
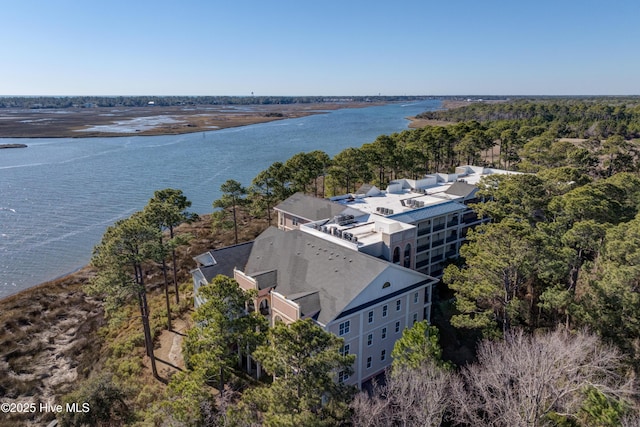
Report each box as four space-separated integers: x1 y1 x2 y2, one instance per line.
0 215 221 424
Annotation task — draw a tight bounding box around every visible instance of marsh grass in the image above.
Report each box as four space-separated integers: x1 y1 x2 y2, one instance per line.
1 210 271 425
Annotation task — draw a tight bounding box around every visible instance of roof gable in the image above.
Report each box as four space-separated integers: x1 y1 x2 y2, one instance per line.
445 181 479 199
338 264 434 317
355 184 382 196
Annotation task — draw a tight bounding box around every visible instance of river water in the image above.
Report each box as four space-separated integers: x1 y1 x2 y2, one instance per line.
0 100 440 298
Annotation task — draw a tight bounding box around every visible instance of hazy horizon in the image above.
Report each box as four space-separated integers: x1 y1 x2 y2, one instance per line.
1 94 639 98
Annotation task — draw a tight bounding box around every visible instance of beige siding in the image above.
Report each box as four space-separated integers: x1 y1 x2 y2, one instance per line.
271 292 299 323
328 281 434 387
278 212 307 231
234 270 257 292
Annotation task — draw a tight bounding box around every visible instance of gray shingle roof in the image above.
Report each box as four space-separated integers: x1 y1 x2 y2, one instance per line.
355 184 373 194
274 192 351 222
245 227 398 325
444 181 478 199
289 291 321 319
194 242 254 284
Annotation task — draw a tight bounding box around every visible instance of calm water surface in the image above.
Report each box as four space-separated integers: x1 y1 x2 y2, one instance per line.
0 100 440 298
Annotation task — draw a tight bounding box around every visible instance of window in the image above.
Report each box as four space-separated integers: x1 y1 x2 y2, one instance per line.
279 214 284 225
368 310 374 324
366 356 372 369
382 281 391 289
292 217 299 226
367 333 373 346
412 313 418 325
339 320 350 336
381 327 387 339
414 292 419 304
404 243 412 268
395 321 400 333
338 370 349 383
259 299 270 316
393 247 400 264
341 344 350 356
382 304 388 317
381 350 386 361
396 299 401 311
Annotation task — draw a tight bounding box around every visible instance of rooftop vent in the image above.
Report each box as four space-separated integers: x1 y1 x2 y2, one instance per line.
375 207 394 216
334 214 356 226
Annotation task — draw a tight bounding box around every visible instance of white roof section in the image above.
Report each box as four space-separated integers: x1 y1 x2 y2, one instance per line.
295 166 519 250
335 189 461 217
301 213 415 249
389 201 467 224
330 165 520 219
454 165 523 185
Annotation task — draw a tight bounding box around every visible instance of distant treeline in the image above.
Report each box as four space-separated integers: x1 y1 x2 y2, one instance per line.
417 98 640 139
0 95 434 109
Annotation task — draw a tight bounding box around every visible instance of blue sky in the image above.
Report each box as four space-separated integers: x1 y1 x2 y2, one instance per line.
2 0 639 96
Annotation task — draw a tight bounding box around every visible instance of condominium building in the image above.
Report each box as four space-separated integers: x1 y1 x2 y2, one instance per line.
192 227 436 387
192 165 516 387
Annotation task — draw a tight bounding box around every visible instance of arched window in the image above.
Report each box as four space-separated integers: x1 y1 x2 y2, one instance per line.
393 246 400 264
404 243 412 268
259 299 270 316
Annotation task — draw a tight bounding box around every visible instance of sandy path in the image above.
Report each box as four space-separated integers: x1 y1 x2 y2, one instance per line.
153 316 190 379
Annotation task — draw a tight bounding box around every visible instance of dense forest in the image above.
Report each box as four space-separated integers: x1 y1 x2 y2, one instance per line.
418 97 640 139
54 99 640 426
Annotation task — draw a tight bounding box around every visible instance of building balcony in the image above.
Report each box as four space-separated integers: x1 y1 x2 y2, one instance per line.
446 234 458 243
447 219 459 227
431 254 444 262
445 250 457 258
432 224 445 232
417 228 431 237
